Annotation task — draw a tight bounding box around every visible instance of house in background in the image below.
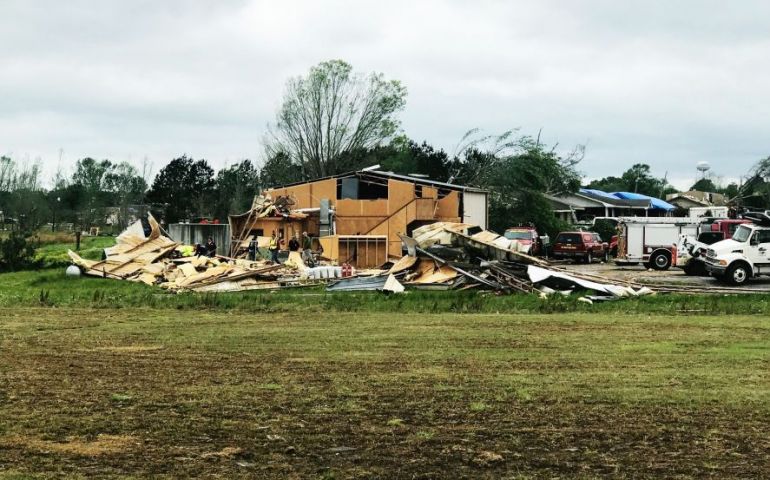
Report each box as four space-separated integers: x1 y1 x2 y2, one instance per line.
666 190 727 210
229 169 488 267
547 188 675 222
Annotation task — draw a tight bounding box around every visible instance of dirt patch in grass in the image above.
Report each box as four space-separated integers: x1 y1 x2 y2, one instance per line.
1 434 138 456
87 345 164 353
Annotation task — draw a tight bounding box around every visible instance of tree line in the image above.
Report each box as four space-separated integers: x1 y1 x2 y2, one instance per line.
1 59 768 239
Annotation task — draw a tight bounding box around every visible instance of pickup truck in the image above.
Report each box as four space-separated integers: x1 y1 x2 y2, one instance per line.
704 223 770 285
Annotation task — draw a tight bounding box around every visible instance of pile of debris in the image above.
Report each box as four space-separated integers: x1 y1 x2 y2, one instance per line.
229 194 308 258
326 222 655 301
69 215 654 301
68 215 306 292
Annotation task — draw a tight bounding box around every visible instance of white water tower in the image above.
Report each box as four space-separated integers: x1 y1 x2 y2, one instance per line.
696 161 710 179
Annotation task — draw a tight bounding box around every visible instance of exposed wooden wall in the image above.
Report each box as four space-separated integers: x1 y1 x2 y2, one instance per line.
264 177 464 260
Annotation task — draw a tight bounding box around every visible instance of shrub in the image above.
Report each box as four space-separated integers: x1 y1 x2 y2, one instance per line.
0 231 38 271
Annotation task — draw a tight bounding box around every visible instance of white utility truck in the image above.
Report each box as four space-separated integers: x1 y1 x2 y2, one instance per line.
704 220 770 285
614 217 703 270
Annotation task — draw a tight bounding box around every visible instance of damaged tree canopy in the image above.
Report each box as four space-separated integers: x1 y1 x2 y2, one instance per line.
69 215 300 292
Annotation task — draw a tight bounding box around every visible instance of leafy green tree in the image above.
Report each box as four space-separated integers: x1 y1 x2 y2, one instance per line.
586 176 625 193
146 156 215 223
620 164 666 196
0 156 50 231
690 178 717 192
71 158 114 229
214 160 260 218
332 136 452 180
491 144 580 236
587 163 667 197
721 182 739 200
259 152 304 188
0 231 37 271
265 59 407 178
104 162 147 229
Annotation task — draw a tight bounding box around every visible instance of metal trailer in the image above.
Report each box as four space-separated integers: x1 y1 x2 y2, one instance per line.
167 223 231 257
615 217 703 270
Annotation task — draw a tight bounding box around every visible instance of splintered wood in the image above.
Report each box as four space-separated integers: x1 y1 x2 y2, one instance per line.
68 215 300 293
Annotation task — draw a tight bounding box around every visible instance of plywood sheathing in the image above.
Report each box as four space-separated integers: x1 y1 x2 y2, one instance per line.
261 175 471 263
436 190 460 218
71 215 301 292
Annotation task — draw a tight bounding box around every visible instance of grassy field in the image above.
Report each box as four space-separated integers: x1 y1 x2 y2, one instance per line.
5 267 770 316
1 307 769 478
2 239 770 477
32 235 115 268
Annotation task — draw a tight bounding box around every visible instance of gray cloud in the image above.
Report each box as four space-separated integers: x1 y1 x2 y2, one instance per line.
1 0 768 189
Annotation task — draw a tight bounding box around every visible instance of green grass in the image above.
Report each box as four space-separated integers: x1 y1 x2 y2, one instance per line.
4 267 770 316
32 236 115 267
0 308 769 477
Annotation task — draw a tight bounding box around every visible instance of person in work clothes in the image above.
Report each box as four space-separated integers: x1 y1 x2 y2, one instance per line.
269 231 280 263
205 237 217 257
301 231 313 266
288 234 300 252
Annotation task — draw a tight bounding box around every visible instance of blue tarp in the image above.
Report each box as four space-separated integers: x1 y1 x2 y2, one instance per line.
579 188 620 200
610 191 676 211
578 188 675 211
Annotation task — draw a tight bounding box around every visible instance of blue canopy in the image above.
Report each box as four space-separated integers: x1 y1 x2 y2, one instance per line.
610 191 676 211
578 188 675 211
579 188 620 200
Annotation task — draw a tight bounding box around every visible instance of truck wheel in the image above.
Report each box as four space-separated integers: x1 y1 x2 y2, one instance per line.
585 251 593 264
684 260 707 276
650 251 671 270
603 249 609 263
683 261 698 276
725 263 750 286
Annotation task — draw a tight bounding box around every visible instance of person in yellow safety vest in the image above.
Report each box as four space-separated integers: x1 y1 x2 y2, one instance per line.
178 245 195 257
269 230 280 263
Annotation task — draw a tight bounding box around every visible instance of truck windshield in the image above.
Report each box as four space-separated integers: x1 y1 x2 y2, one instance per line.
732 225 752 243
504 231 531 240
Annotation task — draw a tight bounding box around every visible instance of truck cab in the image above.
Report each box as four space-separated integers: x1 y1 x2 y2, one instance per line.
710 218 751 240
503 226 540 255
704 223 770 285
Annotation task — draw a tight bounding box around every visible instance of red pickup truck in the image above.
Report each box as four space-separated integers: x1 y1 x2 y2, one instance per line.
553 231 609 263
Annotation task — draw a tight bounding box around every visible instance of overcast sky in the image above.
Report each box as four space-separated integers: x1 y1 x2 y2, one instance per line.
2 0 769 190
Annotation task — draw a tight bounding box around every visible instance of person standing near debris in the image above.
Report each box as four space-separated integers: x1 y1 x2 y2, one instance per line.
301 231 313 266
288 234 300 252
269 231 280 263
205 237 217 257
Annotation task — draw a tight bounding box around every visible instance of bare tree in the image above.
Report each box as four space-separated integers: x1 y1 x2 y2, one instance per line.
265 60 407 178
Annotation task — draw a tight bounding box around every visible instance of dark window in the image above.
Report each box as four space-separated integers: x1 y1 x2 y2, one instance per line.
556 233 582 244
415 185 423 198
697 232 723 245
255 229 264 237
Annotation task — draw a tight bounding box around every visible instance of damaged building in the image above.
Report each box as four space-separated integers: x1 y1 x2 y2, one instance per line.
229 169 488 268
